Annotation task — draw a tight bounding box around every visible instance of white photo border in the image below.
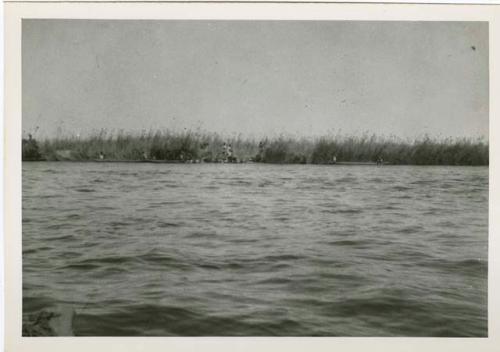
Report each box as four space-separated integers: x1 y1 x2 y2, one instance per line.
4 2 500 351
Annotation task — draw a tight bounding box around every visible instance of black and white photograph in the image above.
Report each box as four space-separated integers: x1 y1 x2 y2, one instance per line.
18 14 490 338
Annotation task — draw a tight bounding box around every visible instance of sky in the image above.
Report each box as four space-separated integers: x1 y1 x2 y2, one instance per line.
22 20 488 140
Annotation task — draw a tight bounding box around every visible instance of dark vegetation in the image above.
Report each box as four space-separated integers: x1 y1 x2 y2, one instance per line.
22 130 489 165
22 134 43 161
22 311 58 336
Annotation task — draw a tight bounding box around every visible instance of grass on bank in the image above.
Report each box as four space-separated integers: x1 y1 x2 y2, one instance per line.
22 130 489 165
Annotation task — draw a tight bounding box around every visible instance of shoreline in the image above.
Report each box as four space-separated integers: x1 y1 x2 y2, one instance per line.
21 160 489 166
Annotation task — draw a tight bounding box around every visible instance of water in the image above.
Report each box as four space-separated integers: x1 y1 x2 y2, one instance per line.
22 162 488 336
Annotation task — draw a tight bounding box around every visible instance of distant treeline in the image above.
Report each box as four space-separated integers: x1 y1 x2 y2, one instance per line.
22 130 489 165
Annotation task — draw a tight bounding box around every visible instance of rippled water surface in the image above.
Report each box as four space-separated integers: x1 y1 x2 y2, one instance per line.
22 162 488 336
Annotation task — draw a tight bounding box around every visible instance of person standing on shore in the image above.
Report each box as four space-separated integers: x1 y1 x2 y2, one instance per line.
221 142 228 162
227 144 233 162
257 140 266 162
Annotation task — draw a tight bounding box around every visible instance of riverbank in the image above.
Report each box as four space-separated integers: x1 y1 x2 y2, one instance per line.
23 159 398 166
22 130 489 165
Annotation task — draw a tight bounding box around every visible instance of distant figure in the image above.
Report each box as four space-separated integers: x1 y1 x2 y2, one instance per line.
222 142 228 162
142 151 148 160
256 140 266 162
99 152 104 160
332 155 337 164
377 156 384 166
222 142 226 154
229 144 237 162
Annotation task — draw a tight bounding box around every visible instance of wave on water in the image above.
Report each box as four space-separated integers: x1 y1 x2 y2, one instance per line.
22 163 489 336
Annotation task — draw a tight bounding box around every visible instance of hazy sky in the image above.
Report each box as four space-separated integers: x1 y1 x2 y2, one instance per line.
23 20 488 139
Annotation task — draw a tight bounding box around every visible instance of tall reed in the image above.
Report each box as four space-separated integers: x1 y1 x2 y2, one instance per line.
23 129 488 165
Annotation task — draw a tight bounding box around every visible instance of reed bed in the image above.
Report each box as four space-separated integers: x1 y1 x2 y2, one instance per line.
22 129 488 165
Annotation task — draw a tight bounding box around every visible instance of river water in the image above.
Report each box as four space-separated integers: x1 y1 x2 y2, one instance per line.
22 162 488 336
